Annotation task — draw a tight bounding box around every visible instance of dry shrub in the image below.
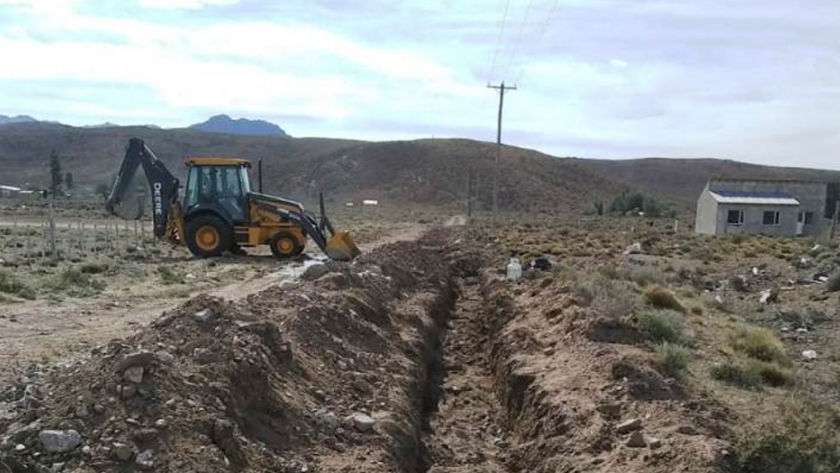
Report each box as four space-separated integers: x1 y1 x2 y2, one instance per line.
710 361 762 390
0 269 36 300
638 309 686 344
738 400 840 473
730 275 748 292
49 267 106 297
826 273 840 293
575 274 636 319
748 360 794 387
656 342 690 380
643 286 685 312
731 326 789 365
618 265 665 286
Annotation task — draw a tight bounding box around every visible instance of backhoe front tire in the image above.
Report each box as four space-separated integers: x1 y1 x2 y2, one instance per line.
270 231 303 259
186 215 232 258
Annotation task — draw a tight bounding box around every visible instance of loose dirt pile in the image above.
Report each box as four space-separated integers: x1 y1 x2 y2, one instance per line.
0 229 476 473
484 273 737 473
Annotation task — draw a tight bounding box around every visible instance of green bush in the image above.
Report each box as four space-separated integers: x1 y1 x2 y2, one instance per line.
643 286 685 312
656 342 690 379
738 400 840 473
80 262 108 274
749 360 794 387
50 268 105 297
710 361 763 390
638 309 686 344
731 326 789 365
710 359 792 390
0 269 36 300
157 265 183 285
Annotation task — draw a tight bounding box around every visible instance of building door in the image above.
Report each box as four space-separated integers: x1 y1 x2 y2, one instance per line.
796 212 805 236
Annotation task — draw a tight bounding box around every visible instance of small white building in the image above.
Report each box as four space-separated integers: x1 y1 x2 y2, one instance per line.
695 179 832 237
0 185 21 198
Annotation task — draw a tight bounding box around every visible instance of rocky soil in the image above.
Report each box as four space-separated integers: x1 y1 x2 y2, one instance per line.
4 223 839 473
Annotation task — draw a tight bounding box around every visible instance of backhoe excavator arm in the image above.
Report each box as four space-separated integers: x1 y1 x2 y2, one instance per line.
105 138 180 239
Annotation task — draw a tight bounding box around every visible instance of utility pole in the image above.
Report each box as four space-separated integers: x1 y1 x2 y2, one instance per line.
466 169 475 219
48 191 56 261
487 81 516 220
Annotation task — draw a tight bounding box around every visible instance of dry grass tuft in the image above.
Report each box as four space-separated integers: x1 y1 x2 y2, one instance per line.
643 286 685 312
731 326 789 365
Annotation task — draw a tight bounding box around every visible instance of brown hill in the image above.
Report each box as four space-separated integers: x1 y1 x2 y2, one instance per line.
0 124 622 213
0 123 358 190
2 123 840 214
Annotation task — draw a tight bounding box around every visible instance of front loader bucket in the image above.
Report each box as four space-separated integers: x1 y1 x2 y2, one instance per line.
324 231 362 261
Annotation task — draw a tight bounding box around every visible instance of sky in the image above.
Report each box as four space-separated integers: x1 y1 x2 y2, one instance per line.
1 0 839 168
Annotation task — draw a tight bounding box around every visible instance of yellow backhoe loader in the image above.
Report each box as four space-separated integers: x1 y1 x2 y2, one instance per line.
105 138 360 261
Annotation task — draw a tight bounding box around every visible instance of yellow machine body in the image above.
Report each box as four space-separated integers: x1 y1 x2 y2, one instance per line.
105 138 359 261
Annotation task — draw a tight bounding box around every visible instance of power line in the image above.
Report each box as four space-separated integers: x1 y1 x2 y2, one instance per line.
515 0 560 85
487 0 512 83
500 0 535 81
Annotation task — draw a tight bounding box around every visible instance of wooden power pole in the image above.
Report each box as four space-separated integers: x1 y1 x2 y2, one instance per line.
487 81 516 220
466 169 474 219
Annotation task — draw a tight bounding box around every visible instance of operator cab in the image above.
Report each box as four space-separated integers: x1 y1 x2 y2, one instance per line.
183 158 252 224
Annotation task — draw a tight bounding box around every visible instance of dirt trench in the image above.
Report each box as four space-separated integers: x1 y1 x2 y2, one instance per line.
0 229 598 473
417 272 513 473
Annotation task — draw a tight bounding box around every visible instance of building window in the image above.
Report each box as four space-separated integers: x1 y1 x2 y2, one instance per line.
763 210 780 225
727 210 744 225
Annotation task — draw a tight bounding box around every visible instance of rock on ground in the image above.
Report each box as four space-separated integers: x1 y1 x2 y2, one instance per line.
627 431 646 448
38 429 81 453
616 418 643 434
302 263 329 281
348 413 375 433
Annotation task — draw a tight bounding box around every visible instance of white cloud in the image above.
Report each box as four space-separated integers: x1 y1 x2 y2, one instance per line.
3 0 840 168
136 0 238 10
0 0 77 14
0 8 474 126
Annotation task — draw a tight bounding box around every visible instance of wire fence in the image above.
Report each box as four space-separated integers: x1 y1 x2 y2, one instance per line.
0 217 157 262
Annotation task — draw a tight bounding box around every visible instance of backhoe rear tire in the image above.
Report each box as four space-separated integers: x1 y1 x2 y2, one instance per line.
186 215 231 258
270 231 303 259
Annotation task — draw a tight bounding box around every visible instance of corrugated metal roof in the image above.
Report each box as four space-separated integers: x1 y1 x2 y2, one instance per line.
710 190 799 205
0 185 21 192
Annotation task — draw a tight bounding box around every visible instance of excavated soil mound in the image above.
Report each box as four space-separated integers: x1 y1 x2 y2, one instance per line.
0 229 477 473
484 274 737 473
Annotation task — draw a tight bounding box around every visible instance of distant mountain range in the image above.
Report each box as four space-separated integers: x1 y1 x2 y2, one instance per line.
188 114 288 137
2 114 839 215
0 113 287 137
0 114 38 125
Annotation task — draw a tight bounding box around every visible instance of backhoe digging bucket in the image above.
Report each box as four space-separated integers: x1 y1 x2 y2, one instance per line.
324 230 362 261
